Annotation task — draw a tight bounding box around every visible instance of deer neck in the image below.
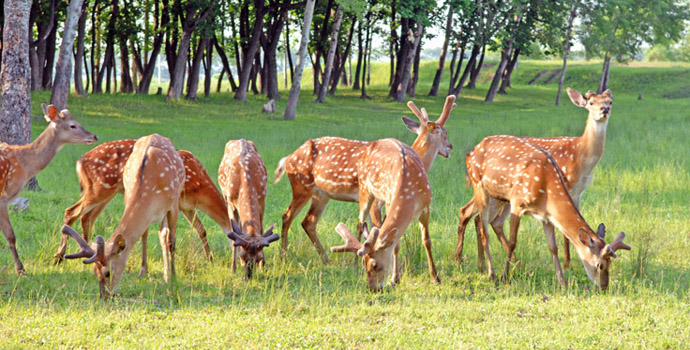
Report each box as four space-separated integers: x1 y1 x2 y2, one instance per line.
576 115 608 173
410 135 436 172
238 197 263 236
546 195 597 260
16 125 63 178
199 187 233 233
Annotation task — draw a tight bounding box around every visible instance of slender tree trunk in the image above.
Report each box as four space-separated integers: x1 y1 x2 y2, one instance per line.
212 36 238 91
40 14 58 90
329 16 356 95
283 0 316 120
394 21 423 102
315 6 344 103
186 38 205 99
137 0 166 94
361 14 373 99
119 38 134 93
467 44 485 89
598 53 611 93
485 40 513 102
556 4 577 106
429 5 453 96
498 47 520 94
285 18 294 86
203 38 212 97
50 0 86 109
353 21 363 90
452 45 474 96
388 0 397 87
74 0 89 97
235 0 265 101
407 36 422 97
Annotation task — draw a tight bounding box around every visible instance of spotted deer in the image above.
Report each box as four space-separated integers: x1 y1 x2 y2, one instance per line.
54 139 232 271
456 88 613 270
0 104 97 274
275 95 456 263
330 138 439 290
465 135 629 289
62 134 185 298
218 139 279 279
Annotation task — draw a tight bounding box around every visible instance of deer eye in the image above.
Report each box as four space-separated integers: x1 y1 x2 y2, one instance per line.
70 124 77 129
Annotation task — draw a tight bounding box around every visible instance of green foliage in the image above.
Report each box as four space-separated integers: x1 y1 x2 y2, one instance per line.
1 60 690 347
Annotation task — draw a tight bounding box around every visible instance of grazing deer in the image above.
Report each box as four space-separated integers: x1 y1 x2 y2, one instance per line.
330 139 439 290
62 134 185 298
0 104 97 274
218 139 279 279
456 88 613 270
465 135 629 289
275 95 456 263
54 139 232 271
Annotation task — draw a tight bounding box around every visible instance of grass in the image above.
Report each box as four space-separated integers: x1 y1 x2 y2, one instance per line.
1 59 689 348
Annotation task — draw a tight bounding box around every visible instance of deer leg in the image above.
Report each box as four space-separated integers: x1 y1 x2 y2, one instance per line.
354 191 376 265
55 200 107 264
280 189 311 259
455 199 477 264
490 203 512 255
475 196 496 281
391 242 401 285
369 199 384 228
419 207 441 284
502 213 521 283
474 216 485 272
543 221 567 287
0 202 24 274
182 209 213 262
138 228 149 277
167 209 178 279
301 195 331 264
563 197 581 270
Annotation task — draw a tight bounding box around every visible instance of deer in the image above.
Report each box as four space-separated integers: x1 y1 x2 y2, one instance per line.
274 95 456 264
62 134 185 298
329 138 439 290
0 104 98 274
455 88 613 270
218 139 279 279
465 134 629 289
53 139 232 275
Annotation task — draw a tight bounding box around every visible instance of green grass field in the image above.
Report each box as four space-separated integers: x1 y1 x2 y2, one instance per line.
1 60 689 349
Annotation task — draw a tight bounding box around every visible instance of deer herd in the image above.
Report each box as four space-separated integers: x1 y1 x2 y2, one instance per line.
0 88 630 298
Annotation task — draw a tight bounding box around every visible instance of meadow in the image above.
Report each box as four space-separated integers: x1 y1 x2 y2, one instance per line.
1 60 689 349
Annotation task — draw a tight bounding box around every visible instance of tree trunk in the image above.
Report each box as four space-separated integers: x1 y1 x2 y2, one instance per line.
1 0 32 146
315 6 344 103
329 16 356 95
388 0 397 87
40 13 58 90
556 4 577 106
467 44 485 89
96 0 118 94
235 0 265 101
203 37 212 97
498 47 520 94
312 0 334 95
407 35 422 97
90 0 100 93
352 21 363 90
598 53 611 93
388 17 411 98
50 0 86 109
361 14 373 99
119 38 134 93
429 5 453 96
137 0 166 94
450 43 468 95
166 29 192 100
212 36 238 91
485 40 513 102
283 0 316 120
285 18 294 86
186 38 205 100
394 21 423 102
74 0 89 97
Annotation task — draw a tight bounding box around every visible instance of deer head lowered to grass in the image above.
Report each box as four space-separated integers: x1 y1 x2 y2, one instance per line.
456 88 614 271
54 139 233 274
465 134 629 289
218 139 279 279
62 134 184 298
0 103 97 274
330 138 439 290
274 95 456 264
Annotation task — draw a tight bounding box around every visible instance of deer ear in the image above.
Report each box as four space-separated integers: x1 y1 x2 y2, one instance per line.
578 228 591 247
402 116 421 134
602 89 612 98
566 88 587 107
58 109 72 120
112 234 127 255
42 103 60 122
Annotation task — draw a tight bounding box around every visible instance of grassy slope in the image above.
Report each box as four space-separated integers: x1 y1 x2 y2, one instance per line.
1 60 689 349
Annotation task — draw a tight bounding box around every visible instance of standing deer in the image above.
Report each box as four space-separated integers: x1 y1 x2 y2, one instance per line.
456 88 613 270
218 139 279 279
1 104 97 274
54 139 232 272
62 134 185 298
330 138 439 290
465 135 629 289
275 95 456 263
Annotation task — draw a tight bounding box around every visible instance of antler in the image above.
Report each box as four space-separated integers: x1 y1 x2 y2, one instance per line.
331 222 363 253
603 232 631 259
436 95 456 127
406 101 428 124
61 225 105 264
260 224 280 247
227 220 250 247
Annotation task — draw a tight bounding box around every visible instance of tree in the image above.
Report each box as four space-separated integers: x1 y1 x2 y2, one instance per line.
234 0 267 102
428 1 454 97
315 5 344 103
50 0 85 110
556 3 577 106
283 0 316 120
1 0 33 146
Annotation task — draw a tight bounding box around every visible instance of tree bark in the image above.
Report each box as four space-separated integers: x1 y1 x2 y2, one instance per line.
352 21 363 90
137 0 166 94
186 38 206 100
498 47 520 94
74 0 89 97
361 13 373 99
556 4 577 106
212 36 238 91
203 37 212 97
407 35 422 97
485 39 513 102
96 0 118 93
315 6 344 103
283 0 316 120
452 44 475 96
388 0 397 87
50 0 86 109
598 53 611 93
329 16 356 95
429 5 453 96
394 21 423 102
235 0 265 101
467 44 485 89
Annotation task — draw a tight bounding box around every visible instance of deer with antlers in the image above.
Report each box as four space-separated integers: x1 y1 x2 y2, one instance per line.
274 95 456 263
62 134 185 298
465 135 629 288
218 139 279 279
456 88 613 270
330 138 439 290
0 104 97 274
54 139 232 274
